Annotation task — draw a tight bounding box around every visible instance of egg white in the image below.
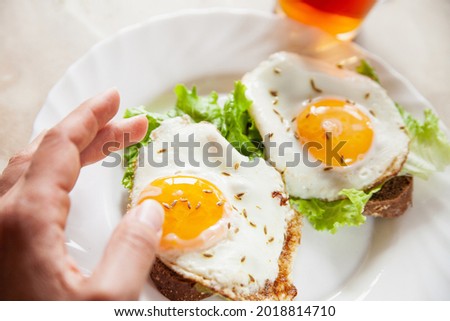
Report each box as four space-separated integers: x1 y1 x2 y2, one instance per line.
243 52 410 201
130 116 297 299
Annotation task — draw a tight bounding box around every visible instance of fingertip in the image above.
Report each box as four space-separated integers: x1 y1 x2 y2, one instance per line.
129 200 164 237
87 200 165 298
100 87 120 113
109 87 120 102
122 114 149 143
134 114 149 139
135 114 148 122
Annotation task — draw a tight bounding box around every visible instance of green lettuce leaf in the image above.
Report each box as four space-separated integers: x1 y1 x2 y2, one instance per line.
222 82 263 157
356 59 380 83
355 59 450 178
290 187 381 233
174 81 263 158
122 82 263 189
173 85 224 130
396 104 450 179
121 107 165 189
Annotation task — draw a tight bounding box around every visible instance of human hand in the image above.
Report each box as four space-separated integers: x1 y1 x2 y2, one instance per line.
0 89 164 300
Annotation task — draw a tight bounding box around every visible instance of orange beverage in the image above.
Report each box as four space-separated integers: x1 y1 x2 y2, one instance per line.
278 0 377 40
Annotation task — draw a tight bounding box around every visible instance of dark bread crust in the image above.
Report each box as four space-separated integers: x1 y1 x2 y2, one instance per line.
364 175 413 218
151 258 212 301
150 214 301 301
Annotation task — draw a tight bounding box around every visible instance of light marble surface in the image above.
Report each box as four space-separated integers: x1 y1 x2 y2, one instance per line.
1 0 449 171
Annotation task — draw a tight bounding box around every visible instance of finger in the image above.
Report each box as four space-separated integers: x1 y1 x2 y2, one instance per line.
80 115 148 166
24 89 120 196
0 131 47 197
1 88 119 197
54 88 120 152
86 200 164 300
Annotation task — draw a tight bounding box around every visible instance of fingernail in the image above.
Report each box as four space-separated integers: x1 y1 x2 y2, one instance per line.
134 200 164 233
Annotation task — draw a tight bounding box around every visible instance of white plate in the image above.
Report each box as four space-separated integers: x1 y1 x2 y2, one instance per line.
32 9 450 300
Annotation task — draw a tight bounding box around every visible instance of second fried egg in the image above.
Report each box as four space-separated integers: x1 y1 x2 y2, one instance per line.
243 52 410 201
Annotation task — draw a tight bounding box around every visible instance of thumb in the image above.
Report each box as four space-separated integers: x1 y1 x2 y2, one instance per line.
86 200 164 300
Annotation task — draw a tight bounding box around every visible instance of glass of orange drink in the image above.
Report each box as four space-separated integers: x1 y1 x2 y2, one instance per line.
277 0 377 40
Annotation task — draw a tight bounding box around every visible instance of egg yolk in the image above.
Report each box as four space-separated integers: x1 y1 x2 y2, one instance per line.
138 176 227 250
296 98 373 166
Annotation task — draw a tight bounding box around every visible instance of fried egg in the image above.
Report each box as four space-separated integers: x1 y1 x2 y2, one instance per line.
243 52 410 201
130 116 300 300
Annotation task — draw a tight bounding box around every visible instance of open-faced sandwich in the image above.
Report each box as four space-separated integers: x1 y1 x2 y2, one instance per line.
123 82 301 300
242 52 450 232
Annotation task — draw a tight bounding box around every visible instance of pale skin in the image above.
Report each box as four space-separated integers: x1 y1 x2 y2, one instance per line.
0 89 164 300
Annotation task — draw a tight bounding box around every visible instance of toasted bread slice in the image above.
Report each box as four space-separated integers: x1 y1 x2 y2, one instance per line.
151 258 212 301
150 214 301 301
364 175 413 218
